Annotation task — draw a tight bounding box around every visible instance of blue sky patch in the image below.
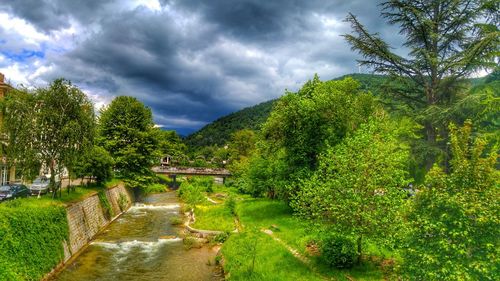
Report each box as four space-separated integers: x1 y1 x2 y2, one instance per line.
1 49 45 62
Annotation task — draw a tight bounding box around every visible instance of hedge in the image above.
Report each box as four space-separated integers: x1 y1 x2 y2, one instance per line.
0 199 69 280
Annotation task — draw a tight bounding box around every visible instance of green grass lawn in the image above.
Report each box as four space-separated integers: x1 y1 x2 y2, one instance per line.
103 178 122 188
232 198 388 281
222 231 324 281
54 186 100 204
192 204 235 232
237 198 314 254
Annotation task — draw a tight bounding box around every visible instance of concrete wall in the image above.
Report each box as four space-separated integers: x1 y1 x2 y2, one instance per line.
63 184 133 261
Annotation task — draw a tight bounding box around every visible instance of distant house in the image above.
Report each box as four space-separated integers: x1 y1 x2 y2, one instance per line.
0 72 16 185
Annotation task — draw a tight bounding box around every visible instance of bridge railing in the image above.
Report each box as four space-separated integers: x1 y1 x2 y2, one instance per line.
152 166 231 176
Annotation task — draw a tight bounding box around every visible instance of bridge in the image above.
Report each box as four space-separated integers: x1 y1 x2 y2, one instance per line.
152 166 231 185
153 166 231 176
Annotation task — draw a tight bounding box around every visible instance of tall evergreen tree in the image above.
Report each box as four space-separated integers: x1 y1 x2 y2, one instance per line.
344 0 499 168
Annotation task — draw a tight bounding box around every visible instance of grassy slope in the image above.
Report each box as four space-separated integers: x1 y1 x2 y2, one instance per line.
0 199 68 280
235 199 386 280
222 232 324 281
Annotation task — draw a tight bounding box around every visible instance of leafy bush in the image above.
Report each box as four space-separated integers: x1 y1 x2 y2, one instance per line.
403 122 500 280
98 190 114 220
0 199 69 280
183 236 202 249
214 232 230 243
118 193 129 211
225 194 237 215
144 183 167 194
169 216 183 225
177 182 204 207
321 234 357 269
189 176 214 191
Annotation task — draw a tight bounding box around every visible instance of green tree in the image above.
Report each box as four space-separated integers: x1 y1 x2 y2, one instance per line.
74 146 114 185
228 129 256 162
403 121 499 280
244 149 289 199
224 129 257 185
3 79 95 196
249 76 377 199
292 117 411 263
1 88 41 181
262 76 377 173
425 72 500 144
156 129 187 160
98 96 158 189
344 0 499 169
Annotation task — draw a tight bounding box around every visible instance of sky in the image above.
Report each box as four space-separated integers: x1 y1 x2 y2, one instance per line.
0 0 403 135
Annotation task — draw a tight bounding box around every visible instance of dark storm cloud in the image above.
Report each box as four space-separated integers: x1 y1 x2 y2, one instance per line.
0 0 114 32
2 0 405 134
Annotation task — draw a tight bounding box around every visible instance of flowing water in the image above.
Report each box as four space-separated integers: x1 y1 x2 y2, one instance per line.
53 192 221 281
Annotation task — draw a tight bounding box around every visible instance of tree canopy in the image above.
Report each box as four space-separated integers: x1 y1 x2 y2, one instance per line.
97 96 158 189
2 79 94 194
403 121 499 280
292 116 412 263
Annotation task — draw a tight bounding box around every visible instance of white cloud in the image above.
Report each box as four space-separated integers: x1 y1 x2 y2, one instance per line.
0 12 49 45
0 63 30 86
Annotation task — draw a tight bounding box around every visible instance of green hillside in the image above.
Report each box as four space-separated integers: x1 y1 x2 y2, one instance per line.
185 99 276 147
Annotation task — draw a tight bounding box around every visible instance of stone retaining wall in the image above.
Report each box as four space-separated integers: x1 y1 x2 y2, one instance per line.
64 183 133 261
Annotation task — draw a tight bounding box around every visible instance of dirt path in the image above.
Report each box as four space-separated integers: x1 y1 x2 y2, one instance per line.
261 229 334 281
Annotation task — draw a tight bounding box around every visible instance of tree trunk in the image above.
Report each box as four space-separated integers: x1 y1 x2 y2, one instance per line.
424 120 439 171
357 234 362 265
49 163 56 199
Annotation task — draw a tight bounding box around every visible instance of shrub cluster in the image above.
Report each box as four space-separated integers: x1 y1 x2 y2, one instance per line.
321 234 357 269
118 193 129 212
189 177 214 193
97 190 114 220
144 183 167 194
0 200 69 280
225 195 237 215
177 182 204 207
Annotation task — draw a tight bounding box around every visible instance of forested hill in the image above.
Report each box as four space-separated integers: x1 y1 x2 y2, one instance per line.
185 73 491 148
184 99 275 147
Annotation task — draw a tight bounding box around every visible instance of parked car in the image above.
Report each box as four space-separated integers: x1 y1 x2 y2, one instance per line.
29 176 50 195
0 184 30 201
29 175 60 195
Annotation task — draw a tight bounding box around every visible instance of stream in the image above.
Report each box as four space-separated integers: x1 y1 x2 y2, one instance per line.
53 192 221 281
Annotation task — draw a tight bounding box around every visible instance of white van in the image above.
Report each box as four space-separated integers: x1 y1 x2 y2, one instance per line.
29 174 61 195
